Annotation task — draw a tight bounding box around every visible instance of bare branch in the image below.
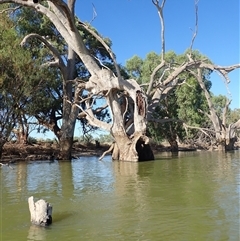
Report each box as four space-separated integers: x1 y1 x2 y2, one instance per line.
78 21 121 78
20 33 67 73
66 99 111 131
189 0 199 53
147 61 165 95
99 143 114 161
222 98 231 126
89 3 97 24
152 0 166 60
183 123 213 138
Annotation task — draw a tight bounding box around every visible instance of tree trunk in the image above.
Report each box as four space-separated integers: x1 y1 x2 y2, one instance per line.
112 132 154 162
28 196 52 226
168 138 178 152
59 137 74 160
17 129 28 144
0 141 4 159
216 138 226 151
225 123 238 151
225 138 236 151
58 1 77 160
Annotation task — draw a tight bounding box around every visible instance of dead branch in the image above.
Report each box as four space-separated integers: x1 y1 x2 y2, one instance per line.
222 98 231 127
20 33 66 72
147 61 166 95
152 0 166 60
89 3 97 24
66 99 111 131
0 162 14 169
189 0 199 53
99 142 114 161
78 20 121 78
183 123 212 138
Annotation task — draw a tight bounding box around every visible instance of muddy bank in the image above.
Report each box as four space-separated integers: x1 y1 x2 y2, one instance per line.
1 142 109 163
1 141 239 163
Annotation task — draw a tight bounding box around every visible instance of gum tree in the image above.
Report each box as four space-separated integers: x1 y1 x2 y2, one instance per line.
0 0 239 160
0 0 154 161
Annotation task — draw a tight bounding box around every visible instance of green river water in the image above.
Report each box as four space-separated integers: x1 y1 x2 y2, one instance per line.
1 151 239 241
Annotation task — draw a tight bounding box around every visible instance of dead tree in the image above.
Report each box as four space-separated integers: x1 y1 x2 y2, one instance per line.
147 0 240 151
28 196 52 226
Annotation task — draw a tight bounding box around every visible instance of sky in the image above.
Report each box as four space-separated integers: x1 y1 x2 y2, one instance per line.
34 0 240 139
76 0 239 108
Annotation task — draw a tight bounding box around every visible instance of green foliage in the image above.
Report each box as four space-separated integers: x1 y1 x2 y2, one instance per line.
0 13 33 142
228 108 240 124
176 76 210 127
211 94 228 117
125 50 213 143
126 52 161 85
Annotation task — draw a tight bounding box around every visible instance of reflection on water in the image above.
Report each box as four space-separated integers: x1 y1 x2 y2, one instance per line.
27 225 47 241
1 151 239 241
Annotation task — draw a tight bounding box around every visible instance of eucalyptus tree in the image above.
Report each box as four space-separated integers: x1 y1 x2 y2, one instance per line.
0 11 47 154
0 0 155 162
12 5 114 159
0 0 239 160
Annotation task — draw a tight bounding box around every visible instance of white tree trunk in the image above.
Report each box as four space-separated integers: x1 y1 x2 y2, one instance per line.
28 196 52 226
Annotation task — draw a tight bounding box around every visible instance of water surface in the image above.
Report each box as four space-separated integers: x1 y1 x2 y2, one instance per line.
1 151 239 240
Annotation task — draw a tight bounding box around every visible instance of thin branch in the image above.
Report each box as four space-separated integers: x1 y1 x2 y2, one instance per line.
183 123 212 138
0 5 21 13
99 143 114 161
89 3 97 24
20 33 66 72
147 61 165 95
189 0 199 53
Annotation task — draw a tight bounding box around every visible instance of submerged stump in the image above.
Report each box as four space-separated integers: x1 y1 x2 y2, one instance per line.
28 196 52 226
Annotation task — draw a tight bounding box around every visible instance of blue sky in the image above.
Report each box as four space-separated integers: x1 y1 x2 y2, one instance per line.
76 0 239 109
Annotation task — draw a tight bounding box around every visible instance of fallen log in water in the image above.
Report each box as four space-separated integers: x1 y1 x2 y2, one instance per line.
28 196 52 226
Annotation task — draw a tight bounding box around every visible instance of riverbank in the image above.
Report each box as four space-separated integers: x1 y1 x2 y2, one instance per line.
1 141 239 163
1 142 109 162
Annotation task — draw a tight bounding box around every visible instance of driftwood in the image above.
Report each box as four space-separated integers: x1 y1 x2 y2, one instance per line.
28 196 52 226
